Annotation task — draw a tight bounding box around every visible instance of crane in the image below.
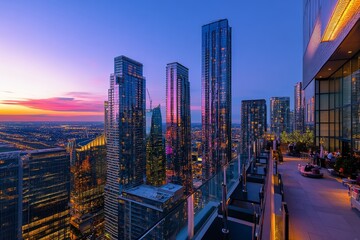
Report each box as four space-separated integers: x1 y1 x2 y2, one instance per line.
146 88 152 113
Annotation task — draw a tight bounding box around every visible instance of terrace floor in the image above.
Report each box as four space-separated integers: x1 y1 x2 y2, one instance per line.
279 156 360 240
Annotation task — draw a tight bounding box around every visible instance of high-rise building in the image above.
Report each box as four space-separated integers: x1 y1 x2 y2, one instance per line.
165 62 192 193
201 19 232 180
68 135 106 239
104 101 109 139
119 183 184 240
105 56 146 239
294 82 304 132
240 99 267 154
0 151 21 240
289 110 294 133
303 0 359 154
146 105 166 186
22 148 70 239
0 149 71 240
270 97 290 137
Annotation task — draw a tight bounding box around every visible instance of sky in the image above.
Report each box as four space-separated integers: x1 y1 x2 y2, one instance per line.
0 1 303 123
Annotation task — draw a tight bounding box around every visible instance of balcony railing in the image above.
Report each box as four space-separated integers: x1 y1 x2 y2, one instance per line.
138 152 255 240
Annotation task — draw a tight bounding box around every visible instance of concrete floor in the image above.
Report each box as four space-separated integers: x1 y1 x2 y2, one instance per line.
279 156 360 240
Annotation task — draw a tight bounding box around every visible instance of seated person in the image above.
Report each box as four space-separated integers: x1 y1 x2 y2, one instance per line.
304 164 314 172
327 152 334 161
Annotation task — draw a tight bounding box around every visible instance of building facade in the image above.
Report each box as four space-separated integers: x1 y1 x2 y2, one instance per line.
289 110 295 133
303 0 360 154
68 135 106 239
120 183 183 240
146 105 166 187
165 62 192 193
270 97 290 137
0 151 21 240
22 148 70 239
201 19 232 180
240 99 267 154
105 56 146 239
294 82 305 132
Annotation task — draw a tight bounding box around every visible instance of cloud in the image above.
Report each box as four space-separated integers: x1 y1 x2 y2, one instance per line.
1 97 104 112
0 114 103 122
65 92 94 98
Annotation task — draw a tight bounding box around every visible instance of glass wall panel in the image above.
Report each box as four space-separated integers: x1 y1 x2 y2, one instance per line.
320 123 328 136
320 111 328 122
343 62 351 106
343 106 351 139
320 94 328 110
319 80 329 93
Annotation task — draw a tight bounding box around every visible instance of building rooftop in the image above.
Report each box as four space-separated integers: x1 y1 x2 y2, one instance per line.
159 183 183 193
124 184 173 203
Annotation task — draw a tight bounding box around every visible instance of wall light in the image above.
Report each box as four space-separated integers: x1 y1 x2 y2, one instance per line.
322 0 360 42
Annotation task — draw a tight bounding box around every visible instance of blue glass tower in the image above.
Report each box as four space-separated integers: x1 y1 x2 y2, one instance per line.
201 19 232 180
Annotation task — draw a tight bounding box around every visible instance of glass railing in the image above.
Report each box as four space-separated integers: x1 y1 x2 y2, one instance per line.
138 153 254 240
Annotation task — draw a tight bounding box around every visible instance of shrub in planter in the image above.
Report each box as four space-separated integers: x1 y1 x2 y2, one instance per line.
334 157 359 177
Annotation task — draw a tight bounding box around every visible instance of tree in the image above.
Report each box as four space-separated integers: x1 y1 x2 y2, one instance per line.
280 128 314 153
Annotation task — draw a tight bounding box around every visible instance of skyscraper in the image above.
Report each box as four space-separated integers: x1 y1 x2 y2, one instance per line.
22 148 70 239
294 82 304 132
0 149 70 240
165 62 192 193
201 19 232 180
105 56 146 239
0 151 21 240
270 97 290 137
68 135 106 239
289 110 294 133
240 99 267 154
146 105 166 187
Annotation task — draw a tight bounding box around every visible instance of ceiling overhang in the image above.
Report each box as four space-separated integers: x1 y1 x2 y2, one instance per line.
316 19 360 79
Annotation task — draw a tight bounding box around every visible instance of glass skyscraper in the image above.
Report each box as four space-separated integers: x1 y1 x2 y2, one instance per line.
0 151 21 240
294 82 305 132
0 148 70 240
22 148 70 239
105 56 146 239
201 19 232 180
165 62 192 194
240 99 267 154
270 97 290 137
303 1 359 154
146 105 166 187
68 135 106 239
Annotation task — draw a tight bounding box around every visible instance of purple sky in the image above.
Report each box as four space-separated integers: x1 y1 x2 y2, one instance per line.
0 1 303 123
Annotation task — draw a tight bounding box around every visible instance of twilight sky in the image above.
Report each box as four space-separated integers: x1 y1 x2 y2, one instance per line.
0 1 303 123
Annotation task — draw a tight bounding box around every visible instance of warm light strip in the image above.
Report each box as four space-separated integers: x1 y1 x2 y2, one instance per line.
322 0 360 42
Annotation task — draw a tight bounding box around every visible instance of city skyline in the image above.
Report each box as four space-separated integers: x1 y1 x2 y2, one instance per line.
0 1 302 123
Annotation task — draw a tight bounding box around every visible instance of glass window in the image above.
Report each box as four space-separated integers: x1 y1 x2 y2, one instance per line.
320 123 328 136
320 111 328 122
320 94 328 110
319 80 329 93
343 106 351 139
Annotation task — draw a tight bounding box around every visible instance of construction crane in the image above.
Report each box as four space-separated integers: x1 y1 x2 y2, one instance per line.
146 88 152 113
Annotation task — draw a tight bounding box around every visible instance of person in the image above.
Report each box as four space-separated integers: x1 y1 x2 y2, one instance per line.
313 151 319 165
327 152 334 160
335 149 341 158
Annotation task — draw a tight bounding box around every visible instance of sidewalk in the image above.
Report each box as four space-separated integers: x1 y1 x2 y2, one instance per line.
279 156 360 240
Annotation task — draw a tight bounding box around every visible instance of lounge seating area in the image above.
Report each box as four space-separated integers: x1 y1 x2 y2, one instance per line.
298 164 323 178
